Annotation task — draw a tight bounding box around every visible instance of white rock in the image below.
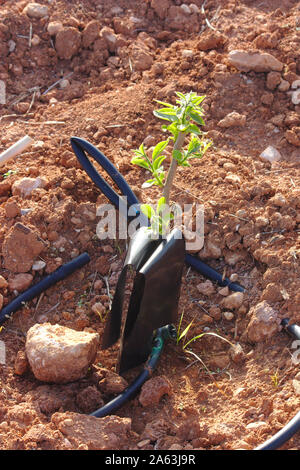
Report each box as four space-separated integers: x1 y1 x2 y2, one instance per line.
189 3 200 13
291 89 300 105
25 323 99 383
0 341 6 365
260 146 281 163
223 311 234 321
32 260 46 271
182 49 193 58
246 421 267 429
59 79 70 89
23 3 49 19
8 40 16 53
47 21 63 36
12 177 48 198
180 4 191 14
291 80 300 89
0 80 6 105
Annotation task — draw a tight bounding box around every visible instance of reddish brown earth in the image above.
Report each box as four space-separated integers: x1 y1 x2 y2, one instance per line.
0 0 300 451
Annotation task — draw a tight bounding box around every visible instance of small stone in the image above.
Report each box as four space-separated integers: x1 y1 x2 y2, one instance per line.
246 421 267 429
0 276 8 289
82 20 100 48
139 376 171 407
59 79 70 89
292 80 300 89
196 280 215 296
8 274 33 292
218 111 246 128
151 0 171 20
14 350 29 375
225 173 241 185
47 21 63 36
260 146 281 163
271 193 286 207
0 80 6 105
23 3 49 19
229 343 246 364
8 40 16 53
285 127 300 147
291 89 300 105
4 201 21 218
245 301 280 343
261 92 274 106
219 286 229 296
228 50 283 73
12 177 48 198
278 79 290 92
31 34 40 46
221 292 244 310
266 71 281 90
32 260 46 271
55 27 81 60
223 311 234 321
0 293 3 310
91 302 106 317
3 223 45 273
180 4 191 14
182 49 193 58
25 323 99 383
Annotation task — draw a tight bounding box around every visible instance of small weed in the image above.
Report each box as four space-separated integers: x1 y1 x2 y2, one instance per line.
270 371 280 388
3 169 18 179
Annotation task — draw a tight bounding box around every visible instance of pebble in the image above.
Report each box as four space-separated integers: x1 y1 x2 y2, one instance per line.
0 80 5 105
218 111 246 128
0 276 8 289
246 421 267 429
0 293 3 310
228 50 283 73
245 300 280 343
221 292 244 310
12 177 48 198
23 3 49 19
32 260 46 271
223 311 234 321
8 274 33 292
196 280 215 296
8 40 16 53
259 146 281 163
47 21 63 36
291 89 300 105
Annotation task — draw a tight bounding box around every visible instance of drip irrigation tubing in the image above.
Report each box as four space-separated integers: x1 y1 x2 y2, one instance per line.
0 253 90 325
90 324 176 418
70 137 244 293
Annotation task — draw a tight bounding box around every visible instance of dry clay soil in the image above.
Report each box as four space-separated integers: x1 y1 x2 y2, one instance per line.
0 0 300 451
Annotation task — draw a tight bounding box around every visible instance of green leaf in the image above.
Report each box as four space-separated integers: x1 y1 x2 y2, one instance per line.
172 149 183 162
154 100 174 108
153 110 178 122
142 178 157 189
152 154 166 171
140 204 155 219
157 196 166 213
152 139 169 160
190 111 205 126
131 157 150 170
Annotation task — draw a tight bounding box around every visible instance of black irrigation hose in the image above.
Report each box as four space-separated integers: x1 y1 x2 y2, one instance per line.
71 137 245 293
254 319 300 450
0 253 90 325
90 324 176 418
255 411 300 450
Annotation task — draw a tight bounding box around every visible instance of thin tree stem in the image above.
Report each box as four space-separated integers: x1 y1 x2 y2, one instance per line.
163 132 185 205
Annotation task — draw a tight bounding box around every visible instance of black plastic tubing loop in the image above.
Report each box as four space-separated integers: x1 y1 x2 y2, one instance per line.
0 253 90 325
70 137 139 212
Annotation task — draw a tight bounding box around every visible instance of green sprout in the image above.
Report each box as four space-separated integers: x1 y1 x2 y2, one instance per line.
3 169 18 179
131 91 212 234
